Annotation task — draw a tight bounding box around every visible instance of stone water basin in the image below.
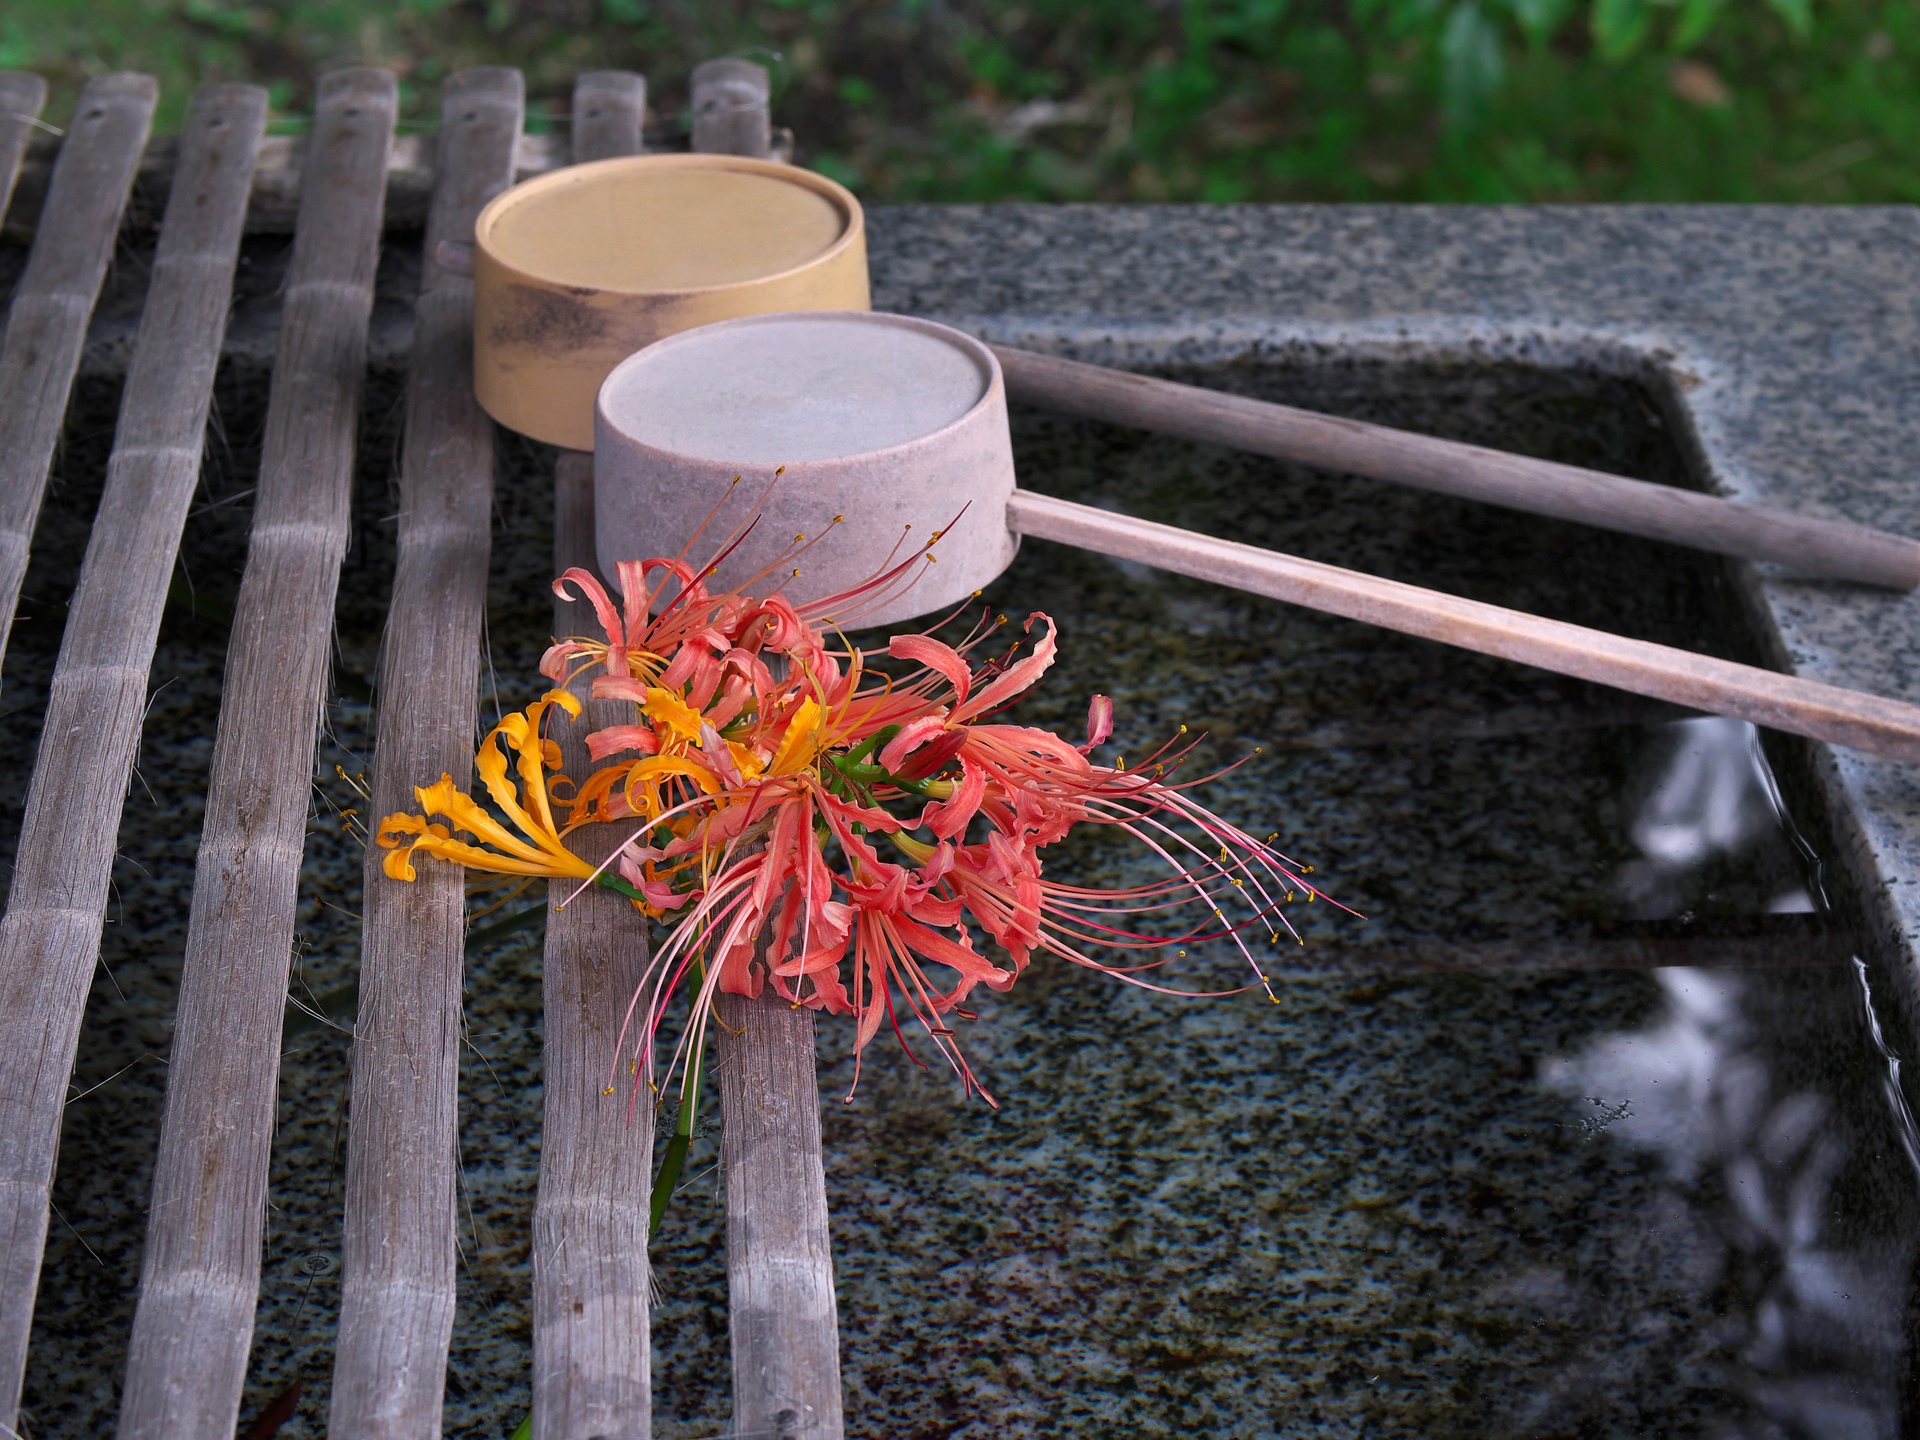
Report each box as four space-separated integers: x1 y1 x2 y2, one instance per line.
9 204 1920 1438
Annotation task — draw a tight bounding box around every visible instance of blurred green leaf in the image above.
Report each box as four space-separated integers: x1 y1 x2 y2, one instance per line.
1764 0 1813 39
1671 0 1727 50
1381 0 1451 35
1441 1 1505 126
1592 0 1653 57
1502 0 1576 49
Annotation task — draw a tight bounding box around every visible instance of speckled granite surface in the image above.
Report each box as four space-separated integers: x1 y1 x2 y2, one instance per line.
7 204 1920 1437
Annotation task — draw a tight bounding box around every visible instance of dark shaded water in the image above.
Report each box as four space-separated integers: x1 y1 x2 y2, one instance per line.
6 350 1915 1439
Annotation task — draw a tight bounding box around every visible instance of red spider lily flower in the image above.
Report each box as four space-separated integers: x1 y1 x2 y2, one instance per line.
380 526 1350 1115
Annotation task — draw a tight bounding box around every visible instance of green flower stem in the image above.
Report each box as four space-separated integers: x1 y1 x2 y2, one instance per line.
573 859 705 1239
838 723 901 767
590 870 650 906
648 1129 691 1240
647 958 709 1239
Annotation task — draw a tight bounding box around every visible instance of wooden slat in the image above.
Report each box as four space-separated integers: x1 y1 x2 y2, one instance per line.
992 345 1920 590
534 556 656 1434
715 992 845 1440
530 69 654 1440
0 81 263 1432
77 66 390 1438
690 59 771 159
676 73 848 1435
0 72 48 222
329 67 523 1437
104 82 294 1434
0 72 156 672
570 70 646 163
1005 489 1920 763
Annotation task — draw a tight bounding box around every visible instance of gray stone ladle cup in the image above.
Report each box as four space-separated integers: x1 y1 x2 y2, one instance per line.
593 309 1019 629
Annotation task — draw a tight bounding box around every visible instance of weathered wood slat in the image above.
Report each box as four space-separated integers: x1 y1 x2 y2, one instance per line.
992 344 1920 590
530 69 654 1440
0 80 263 1432
690 59 771 159
570 70 647 164
0 72 156 672
328 67 524 1438
534 599 656 1436
1005 489 1920 763
72 66 393 1439
679 68 849 1436
102 84 298 1436
0 72 48 222
715 991 846 1440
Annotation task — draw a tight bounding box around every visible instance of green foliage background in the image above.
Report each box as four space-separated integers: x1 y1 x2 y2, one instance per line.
5 0 1917 202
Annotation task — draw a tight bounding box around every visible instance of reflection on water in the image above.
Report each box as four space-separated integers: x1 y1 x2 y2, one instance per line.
1533 719 1915 1439
1543 964 1911 1438
1616 717 1819 920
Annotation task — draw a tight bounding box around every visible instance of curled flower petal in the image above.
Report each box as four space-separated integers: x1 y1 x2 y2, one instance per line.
1082 693 1114 752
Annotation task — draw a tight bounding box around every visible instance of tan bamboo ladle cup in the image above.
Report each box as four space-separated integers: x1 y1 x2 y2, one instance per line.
473 152 869 450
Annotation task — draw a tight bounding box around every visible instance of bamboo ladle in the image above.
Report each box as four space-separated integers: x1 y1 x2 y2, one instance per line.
991 344 1920 592
978 346 1920 762
1005 488 1920 764
574 308 1920 766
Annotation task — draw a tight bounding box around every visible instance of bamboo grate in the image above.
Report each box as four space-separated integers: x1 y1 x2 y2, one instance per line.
0 59 824 1440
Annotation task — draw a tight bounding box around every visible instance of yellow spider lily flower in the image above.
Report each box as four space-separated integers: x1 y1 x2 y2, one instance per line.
378 689 604 889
